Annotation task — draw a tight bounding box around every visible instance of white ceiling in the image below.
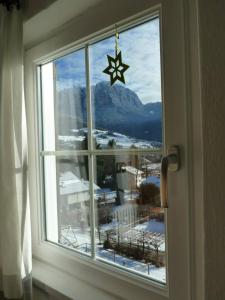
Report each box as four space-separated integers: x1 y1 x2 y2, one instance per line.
23 0 103 48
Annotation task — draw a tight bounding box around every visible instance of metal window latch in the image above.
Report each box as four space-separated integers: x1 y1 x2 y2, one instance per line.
160 146 180 208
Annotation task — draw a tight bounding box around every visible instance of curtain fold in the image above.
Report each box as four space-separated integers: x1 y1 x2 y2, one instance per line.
0 4 32 299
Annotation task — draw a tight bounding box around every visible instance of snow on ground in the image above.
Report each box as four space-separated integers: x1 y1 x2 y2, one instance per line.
100 219 165 236
60 219 166 283
135 219 165 234
60 227 91 249
100 220 119 231
96 247 166 283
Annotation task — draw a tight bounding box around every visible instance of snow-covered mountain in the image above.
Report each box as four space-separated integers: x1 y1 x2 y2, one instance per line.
56 81 162 143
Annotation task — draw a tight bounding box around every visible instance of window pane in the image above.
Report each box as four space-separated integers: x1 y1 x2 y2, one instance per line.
94 153 166 283
41 48 88 151
90 18 162 150
44 155 91 255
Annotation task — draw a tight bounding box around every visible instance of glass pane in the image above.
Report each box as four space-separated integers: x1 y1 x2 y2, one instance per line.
41 48 87 151
44 155 91 255
94 153 166 283
90 18 162 150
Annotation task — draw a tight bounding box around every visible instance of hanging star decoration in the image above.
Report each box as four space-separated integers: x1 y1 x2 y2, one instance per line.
103 26 129 85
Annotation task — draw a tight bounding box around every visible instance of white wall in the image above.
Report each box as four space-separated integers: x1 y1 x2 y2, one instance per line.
198 1 225 299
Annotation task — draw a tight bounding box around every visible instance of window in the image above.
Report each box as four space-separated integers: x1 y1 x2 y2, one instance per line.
25 2 193 300
40 16 166 284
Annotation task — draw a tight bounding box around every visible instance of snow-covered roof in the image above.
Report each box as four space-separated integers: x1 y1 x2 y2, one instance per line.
142 163 160 171
123 166 144 175
60 171 99 195
60 171 80 183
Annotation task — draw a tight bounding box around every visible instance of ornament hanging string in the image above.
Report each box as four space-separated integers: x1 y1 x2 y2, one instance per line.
115 24 120 56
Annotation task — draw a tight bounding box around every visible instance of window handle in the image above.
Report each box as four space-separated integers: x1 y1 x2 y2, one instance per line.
160 146 180 208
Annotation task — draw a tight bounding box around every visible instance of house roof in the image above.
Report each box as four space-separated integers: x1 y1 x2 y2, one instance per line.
123 166 144 175
60 171 99 195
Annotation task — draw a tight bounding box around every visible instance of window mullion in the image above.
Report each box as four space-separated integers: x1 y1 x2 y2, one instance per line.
85 45 96 259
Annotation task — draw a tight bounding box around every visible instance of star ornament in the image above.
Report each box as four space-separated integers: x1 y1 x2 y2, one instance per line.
103 51 129 85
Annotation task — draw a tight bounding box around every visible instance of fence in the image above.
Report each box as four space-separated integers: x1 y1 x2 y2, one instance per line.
101 226 165 267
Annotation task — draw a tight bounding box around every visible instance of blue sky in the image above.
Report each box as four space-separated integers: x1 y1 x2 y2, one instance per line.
55 18 161 104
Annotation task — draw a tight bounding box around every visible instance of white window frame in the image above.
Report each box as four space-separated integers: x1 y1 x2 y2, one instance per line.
24 1 203 299
39 13 166 276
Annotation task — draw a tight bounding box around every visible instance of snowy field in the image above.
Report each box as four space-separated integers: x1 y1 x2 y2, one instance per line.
60 219 166 283
135 219 165 234
97 248 166 283
59 128 161 149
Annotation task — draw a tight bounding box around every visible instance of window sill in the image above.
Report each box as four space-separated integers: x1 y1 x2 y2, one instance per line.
32 258 122 300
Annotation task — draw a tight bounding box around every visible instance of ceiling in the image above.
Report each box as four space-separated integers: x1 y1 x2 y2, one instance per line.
23 0 57 20
23 0 103 47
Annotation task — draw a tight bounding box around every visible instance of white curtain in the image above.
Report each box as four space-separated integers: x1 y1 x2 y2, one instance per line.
0 4 32 299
